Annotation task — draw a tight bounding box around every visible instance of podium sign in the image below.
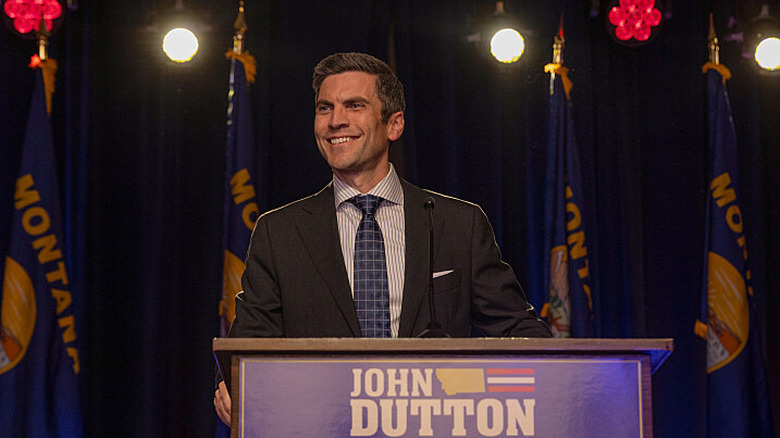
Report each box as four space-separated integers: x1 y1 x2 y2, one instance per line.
214 338 672 438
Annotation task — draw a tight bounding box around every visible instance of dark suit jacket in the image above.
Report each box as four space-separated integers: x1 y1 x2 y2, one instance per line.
229 179 550 339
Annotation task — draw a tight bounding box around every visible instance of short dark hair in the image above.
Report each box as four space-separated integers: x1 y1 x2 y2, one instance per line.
312 52 405 122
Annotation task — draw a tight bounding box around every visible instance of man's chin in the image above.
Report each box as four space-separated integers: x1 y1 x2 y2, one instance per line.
325 153 358 172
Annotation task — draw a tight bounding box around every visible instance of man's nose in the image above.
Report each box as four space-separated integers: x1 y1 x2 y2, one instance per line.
329 105 349 128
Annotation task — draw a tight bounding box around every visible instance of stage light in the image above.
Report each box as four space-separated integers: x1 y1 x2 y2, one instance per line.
3 0 63 37
490 28 525 63
464 1 529 64
480 1 527 64
606 0 664 46
162 27 198 63
755 37 780 71
742 5 780 72
145 0 211 64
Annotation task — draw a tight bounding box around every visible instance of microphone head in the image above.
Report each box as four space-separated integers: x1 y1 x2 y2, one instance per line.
424 197 435 210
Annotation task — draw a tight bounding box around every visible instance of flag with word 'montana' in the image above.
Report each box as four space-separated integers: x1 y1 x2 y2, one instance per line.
0 62 84 437
697 63 773 438
541 63 595 338
220 51 259 338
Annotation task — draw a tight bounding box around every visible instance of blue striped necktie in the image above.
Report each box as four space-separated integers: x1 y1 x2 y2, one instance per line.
348 194 391 338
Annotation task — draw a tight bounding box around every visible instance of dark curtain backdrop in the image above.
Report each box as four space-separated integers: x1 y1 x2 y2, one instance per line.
1 0 778 437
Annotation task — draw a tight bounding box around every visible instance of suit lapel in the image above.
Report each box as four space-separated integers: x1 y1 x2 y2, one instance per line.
295 184 361 336
398 181 444 337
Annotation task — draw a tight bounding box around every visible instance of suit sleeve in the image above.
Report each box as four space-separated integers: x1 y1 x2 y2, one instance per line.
229 215 285 338
468 206 552 338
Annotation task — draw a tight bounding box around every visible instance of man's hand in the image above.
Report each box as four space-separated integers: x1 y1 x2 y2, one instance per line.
214 381 232 427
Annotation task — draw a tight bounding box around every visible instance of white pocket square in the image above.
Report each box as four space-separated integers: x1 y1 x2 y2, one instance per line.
433 270 454 278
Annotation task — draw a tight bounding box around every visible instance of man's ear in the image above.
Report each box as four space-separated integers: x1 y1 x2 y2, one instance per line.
386 111 405 142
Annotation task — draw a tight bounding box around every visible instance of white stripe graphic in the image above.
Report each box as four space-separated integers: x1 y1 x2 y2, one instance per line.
486 377 535 384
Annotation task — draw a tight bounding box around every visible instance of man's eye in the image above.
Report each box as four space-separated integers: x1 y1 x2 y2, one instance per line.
317 105 332 112
347 103 364 109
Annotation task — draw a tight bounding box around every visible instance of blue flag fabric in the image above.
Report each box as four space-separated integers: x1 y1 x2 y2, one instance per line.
220 55 259 338
0 68 84 436
217 54 259 436
543 67 595 338
701 66 773 438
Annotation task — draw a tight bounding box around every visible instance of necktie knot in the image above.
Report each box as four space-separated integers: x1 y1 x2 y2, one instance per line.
348 194 383 218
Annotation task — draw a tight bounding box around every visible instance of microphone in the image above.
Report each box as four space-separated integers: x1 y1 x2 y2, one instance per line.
417 197 449 338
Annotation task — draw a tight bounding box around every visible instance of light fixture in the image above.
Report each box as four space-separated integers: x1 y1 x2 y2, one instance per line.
754 37 780 71
490 28 525 63
162 27 198 63
486 2 525 64
465 1 528 64
145 0 211 64
3 0 63 37
742 5 780 72
606 0 664 46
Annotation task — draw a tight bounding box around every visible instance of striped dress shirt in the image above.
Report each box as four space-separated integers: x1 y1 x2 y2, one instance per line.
334 165 405 337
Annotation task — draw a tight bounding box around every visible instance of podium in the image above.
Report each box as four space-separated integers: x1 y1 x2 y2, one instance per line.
214 338 672 438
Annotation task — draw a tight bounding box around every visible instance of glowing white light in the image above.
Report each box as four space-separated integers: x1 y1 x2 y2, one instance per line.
490 28 525 64
162 28 199 63
755 37 780 71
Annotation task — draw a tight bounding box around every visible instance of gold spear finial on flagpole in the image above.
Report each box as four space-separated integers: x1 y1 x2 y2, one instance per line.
708 13 719 65
548 14 564 95
553 13 564 65
36 18 51 61
226 1 256 83
233 0 247 55
702 12 731 83
544 14 573 99
30 18 58 114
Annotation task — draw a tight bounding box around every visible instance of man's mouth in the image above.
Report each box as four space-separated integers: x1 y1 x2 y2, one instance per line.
328 136 357 145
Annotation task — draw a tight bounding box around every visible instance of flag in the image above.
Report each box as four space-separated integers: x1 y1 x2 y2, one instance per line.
0 62 84 436
220 52 259 338
697 63 774 437
216 51 259 435
541 64 595 338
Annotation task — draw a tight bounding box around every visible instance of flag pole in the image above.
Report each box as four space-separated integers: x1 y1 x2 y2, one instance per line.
225 1 255 84
549 14 564 95
232 0 247 55
35 18 51 61
30 18 58 115
544 15 572 100
707 13 719 65
701 13 730 83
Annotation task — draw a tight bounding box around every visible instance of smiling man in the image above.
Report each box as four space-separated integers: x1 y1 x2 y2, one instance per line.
314 69 404 193
214 52 550 427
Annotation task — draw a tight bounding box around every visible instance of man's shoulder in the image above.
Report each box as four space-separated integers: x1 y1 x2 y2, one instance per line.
257 183 334 222
401 179 482 213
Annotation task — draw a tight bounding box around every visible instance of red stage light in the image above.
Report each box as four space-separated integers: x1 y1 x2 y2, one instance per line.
4 0 62 35
607 0 662 44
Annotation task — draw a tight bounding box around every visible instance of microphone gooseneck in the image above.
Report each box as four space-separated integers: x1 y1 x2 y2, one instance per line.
424 198 435 323
417 197 449 338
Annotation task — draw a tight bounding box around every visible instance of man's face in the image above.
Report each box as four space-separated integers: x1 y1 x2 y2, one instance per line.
314 71 403 186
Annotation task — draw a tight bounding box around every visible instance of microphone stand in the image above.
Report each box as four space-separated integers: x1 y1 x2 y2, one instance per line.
417 197 450 338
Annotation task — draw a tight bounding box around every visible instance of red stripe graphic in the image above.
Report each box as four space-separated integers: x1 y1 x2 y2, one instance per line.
487 386 535 393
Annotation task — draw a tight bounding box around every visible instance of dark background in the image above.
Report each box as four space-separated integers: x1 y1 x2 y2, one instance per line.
1 0 778 437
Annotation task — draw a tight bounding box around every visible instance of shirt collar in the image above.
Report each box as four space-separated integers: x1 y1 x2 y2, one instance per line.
334 164 404 207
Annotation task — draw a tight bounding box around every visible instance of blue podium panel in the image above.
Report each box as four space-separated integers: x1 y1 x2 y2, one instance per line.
238 355 648 438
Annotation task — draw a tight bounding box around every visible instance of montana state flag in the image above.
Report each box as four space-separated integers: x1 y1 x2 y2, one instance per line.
220 52 259 338
542 65 595 338
698 63 773 437
0 66 84 436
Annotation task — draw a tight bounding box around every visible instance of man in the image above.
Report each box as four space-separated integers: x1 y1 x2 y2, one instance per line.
214 52 550 426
